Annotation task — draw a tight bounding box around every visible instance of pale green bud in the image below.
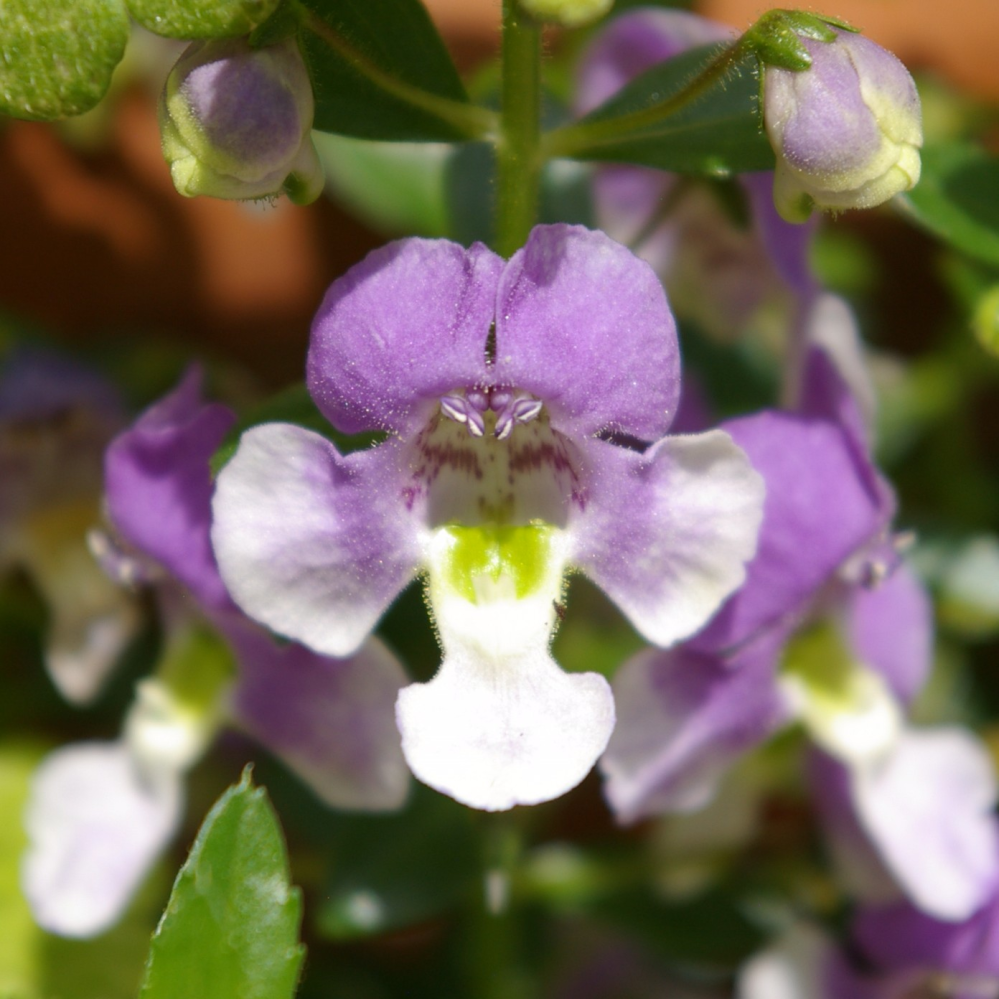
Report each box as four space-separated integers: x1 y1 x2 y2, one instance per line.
159 36 324 204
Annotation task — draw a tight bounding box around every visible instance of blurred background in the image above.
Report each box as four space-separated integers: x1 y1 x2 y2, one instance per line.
2 0 998 386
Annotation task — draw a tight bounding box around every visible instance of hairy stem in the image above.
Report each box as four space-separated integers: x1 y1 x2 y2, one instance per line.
495 0 543 257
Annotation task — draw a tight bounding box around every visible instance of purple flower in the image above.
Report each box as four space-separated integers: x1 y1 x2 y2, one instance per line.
763 28 922 222
740 878 999 999
22 369 410 938
811 731 999 922
576 10 818 341
160 37 324 204
0 348 139 704
211 224 766 811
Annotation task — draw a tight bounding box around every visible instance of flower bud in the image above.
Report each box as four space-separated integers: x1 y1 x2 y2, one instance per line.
518 0 613 28
159 37 324 205
763 30 922 222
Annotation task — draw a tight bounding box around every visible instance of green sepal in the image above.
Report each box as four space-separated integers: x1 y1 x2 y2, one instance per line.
249 0 301 47
138 768 304 999
126 0 281 39
0 0 129 120
743 10 854 73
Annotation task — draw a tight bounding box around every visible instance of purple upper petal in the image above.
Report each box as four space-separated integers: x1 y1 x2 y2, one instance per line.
226 620 410 811
211 423 422 657
845 565 932 705
574 9 732 116
601 631 788 823
307 239 501 436
105 367 236 612
495 225 680 441
693 410 885 654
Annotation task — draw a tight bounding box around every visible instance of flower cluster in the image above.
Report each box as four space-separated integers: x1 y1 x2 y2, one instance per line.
15 8 980 994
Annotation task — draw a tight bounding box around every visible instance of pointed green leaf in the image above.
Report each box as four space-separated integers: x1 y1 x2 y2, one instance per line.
139 769 304 999
899 143 999 270
0 0 129 120
298 0 476 141
125 0 282 39
559 43 774 176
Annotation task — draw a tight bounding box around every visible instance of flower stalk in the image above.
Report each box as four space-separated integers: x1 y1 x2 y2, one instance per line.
496 0 543 258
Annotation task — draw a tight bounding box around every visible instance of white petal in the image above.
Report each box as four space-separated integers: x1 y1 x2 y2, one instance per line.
397 650 614 812
22 742 182 938
738 923 835 999
571 432 765 649
851 727 999 920
398 526 614 810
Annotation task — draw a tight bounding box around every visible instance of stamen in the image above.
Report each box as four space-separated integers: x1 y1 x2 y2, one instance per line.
512 398 543 424
440 395 469 424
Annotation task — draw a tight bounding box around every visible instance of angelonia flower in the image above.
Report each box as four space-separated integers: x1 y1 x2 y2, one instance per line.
739 880 999 999
22 369 410 938
762 27 923 222
0 348 139 704
518 0 614 29
599 297 998 920
576 10 818 341
211 224 766 812
159 36 324 204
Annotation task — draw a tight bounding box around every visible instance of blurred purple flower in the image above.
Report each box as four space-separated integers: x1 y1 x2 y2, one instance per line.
22 368 410 938
211 224 765 811
576 9 818 341
0 347 139 704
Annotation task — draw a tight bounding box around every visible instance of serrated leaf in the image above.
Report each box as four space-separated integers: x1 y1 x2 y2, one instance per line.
0 0 130 120
564 43 774 176
899 143 999 270
126 0 281 39
298 0 472 141
139 769 304 999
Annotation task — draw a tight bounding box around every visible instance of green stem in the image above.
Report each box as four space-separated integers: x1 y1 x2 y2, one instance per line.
495 0 542 257
299 6 497 141
541 38 748 160
466 812 534 999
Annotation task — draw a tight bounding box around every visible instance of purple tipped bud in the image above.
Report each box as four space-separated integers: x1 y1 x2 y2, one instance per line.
159 37 324 205
763 30 922 222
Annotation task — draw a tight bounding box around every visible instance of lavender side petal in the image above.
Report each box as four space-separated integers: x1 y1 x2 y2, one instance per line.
211 423 421 657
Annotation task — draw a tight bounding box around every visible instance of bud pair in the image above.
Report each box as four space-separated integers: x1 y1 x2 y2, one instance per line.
763 27 922 222
160 37 324 204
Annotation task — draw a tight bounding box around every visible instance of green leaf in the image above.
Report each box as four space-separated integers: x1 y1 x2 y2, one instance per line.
317 786 479 939
561 44 774 176
210 383 384 476
125 0 281 39
899 143 999 270
139 769 304 999
298 0 474 142
316 133 452 237
0 0 129 120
